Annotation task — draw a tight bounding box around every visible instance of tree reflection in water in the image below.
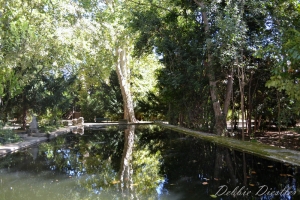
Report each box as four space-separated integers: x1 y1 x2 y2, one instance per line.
0 125 299 200
119 125 166 199
119 125 135 198
210 147 298 200
38 125 165 199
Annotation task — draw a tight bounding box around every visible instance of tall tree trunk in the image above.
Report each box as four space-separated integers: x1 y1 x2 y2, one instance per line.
247 72 254 135
116 47 137 123
105 0 137 123
208 71 227 135
0 95 9 120
238 0 246 140
238 66 245 141
277 91 281 143
194 0 231 136
22 93 27 130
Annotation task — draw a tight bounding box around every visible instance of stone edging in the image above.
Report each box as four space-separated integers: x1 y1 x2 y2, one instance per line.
155 122 300 166
0 127 70 158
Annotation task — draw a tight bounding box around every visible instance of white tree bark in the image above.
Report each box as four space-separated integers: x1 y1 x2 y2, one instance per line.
116 47 137 122
105 0 137 123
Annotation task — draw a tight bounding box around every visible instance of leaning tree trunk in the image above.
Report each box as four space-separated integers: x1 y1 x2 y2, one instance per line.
116 47 137 123
207 70 227 135
195 0 244 136
195 0 232 136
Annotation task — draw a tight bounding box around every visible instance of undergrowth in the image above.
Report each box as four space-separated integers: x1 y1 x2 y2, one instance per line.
0 128 22 145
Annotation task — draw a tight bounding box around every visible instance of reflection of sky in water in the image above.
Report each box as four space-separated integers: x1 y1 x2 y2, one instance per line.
156 175 169 198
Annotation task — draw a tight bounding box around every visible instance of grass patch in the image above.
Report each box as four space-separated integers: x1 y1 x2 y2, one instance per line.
0 128 22 145
39 125 59 133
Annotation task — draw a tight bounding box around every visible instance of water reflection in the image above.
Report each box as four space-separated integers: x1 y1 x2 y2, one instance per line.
119 125 135 198
207 147 297 200
0 125 299 200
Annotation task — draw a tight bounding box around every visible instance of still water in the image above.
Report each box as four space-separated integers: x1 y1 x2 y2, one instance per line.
0 125 298 200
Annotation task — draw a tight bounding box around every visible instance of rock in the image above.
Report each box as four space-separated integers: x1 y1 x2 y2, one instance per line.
78 126 84 135
72 119 78 125
77 117 84 125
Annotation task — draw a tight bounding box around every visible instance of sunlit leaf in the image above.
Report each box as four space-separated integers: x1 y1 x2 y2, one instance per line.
111 180 120 184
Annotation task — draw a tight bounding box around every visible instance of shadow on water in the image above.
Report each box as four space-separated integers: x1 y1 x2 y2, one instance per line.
0 125 299 200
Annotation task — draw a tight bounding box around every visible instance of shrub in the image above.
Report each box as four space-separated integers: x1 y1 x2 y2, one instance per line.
0 128 22 145
294 126 300 134
63 121 69 126
39 125 57 133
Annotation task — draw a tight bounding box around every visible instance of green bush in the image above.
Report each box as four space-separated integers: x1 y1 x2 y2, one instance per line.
0 128 22 145
39 125 57 133
294 126 300 134
62 121 69 126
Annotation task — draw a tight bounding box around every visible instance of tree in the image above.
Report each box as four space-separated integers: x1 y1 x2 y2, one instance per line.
129 0 300 135
264 1 300 115
129 0 216 129
0 0 82 126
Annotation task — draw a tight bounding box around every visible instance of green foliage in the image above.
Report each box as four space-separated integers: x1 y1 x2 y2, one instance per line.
38 125 59 133
0 0 299 130
136 91 168 121
133 146 163 195
0 128 22 145
128 0 300 130
0 0 79 124
293 126 300 134
260 0 300 107
77 70 123 121
130 0 216 127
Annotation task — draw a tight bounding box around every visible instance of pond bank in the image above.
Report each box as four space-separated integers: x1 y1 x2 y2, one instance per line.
2 122 300 166
0 121 154 158
155 122 300 166
0 127 70 158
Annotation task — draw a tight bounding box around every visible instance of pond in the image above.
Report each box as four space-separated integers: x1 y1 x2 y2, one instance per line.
0 125 299 200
